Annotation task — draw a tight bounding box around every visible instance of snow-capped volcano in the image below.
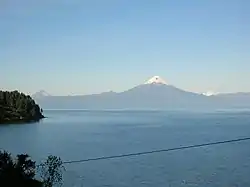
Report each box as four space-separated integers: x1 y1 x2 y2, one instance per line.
144 76 167 85
33 76 250 109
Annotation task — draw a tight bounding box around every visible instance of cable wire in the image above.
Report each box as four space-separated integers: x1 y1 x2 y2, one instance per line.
62 137 250 164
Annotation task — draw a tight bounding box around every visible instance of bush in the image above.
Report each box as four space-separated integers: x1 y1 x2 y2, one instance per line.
0 150 64 187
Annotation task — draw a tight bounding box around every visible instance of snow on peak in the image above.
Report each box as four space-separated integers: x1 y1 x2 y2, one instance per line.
38 90 50 96
144 76 167 85
32 90 51 98
202 91 217 96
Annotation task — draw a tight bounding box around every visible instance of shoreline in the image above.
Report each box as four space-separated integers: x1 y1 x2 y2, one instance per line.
0 115 45 125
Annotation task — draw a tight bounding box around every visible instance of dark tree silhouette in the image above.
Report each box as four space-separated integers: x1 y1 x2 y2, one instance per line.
0 90 44 124
0 151 42 187
0 151 64 187
39 156 65 187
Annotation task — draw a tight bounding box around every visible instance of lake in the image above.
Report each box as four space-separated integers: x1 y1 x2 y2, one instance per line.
0 110 250 187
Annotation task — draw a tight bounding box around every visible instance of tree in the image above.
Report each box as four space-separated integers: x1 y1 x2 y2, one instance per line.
15 154 36 179
0 90 44 124
39 155 65 187
0 150 64 187
0 151 42 187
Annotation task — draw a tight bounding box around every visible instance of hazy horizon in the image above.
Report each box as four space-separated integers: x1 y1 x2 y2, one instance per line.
32 77 250 97
1 1 249 95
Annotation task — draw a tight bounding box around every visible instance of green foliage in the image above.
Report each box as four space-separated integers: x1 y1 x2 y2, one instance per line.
0 90 44 124
38 156 65 187
0 150 64 187
0 150 42 187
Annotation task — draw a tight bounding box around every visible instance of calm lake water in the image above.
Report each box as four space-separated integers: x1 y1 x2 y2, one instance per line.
0 110 250 187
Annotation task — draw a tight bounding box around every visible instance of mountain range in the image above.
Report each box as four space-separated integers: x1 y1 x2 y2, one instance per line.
33 76 250 110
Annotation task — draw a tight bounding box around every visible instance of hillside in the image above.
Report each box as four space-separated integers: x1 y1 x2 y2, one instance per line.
0 91 44 124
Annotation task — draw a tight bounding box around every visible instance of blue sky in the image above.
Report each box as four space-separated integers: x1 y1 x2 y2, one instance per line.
1 0 249 95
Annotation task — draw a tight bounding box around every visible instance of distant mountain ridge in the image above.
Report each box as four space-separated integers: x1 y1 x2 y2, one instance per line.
33 76 250 110
32 90 51 98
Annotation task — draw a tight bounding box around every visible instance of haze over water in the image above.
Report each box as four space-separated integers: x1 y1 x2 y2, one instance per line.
0 110 250 187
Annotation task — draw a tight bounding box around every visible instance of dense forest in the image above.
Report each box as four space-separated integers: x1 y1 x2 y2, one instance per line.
0 90 44 124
